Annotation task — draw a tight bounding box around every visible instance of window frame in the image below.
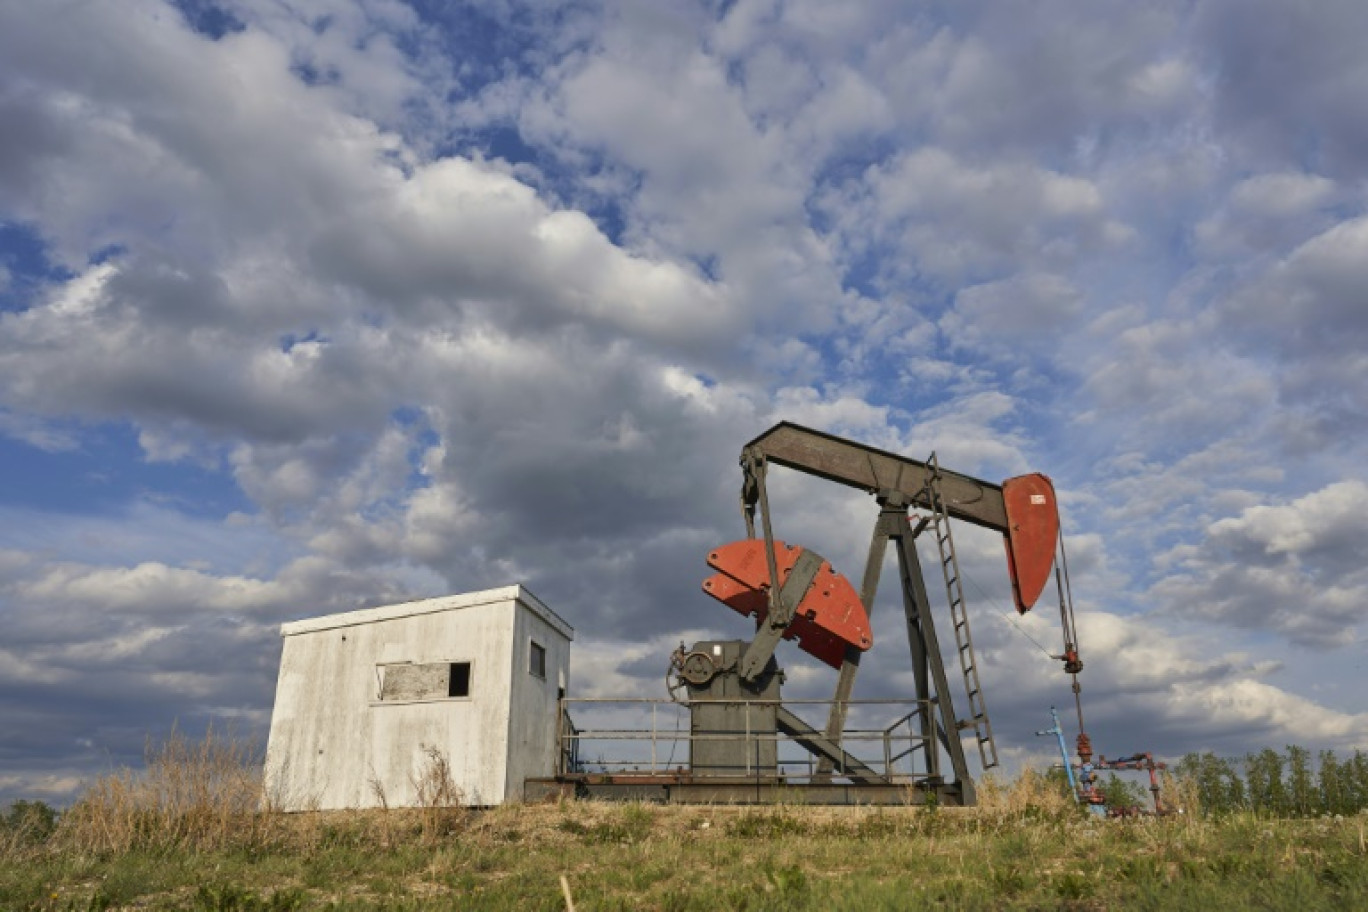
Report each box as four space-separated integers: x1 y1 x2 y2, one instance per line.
373 659 475 705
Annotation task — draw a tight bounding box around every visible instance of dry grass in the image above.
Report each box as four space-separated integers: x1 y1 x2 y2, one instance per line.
976 767 1075 816
54 725 285 855
1168 767 1203 816
0 802 56 864
46 728 478 858
37 725 1090 861
409 744 469 842
10 729 1366 910
6 749 1368 911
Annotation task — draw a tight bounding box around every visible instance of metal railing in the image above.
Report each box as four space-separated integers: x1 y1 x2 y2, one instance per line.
555 697 937 783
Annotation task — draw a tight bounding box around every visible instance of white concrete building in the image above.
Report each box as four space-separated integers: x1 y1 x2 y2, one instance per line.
264 585 572 809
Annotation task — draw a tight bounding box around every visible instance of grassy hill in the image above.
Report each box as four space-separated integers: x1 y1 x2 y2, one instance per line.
3 734 1366 910
6 794 1368 910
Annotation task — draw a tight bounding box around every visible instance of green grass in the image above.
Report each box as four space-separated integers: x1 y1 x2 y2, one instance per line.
4 802 1368 911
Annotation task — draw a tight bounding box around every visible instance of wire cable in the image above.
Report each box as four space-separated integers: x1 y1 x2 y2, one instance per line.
962 571 1058 661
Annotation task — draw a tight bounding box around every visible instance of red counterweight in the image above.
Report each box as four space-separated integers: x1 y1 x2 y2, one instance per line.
1001 473 1060 614
702 539 872 669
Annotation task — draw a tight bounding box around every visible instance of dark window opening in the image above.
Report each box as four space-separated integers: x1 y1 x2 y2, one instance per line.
529 642 546 678
448 662 471 698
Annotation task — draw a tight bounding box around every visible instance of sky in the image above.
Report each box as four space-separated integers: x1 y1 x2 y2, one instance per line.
2 0 1366 804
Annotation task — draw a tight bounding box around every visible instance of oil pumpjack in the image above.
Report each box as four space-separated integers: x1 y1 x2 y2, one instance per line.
531 422 1095 806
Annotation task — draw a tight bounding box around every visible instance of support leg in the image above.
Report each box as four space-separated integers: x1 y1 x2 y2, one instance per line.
894 523 975 801
814 511 892 780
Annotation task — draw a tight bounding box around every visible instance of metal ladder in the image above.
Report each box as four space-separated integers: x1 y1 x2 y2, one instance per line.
925 453 999 770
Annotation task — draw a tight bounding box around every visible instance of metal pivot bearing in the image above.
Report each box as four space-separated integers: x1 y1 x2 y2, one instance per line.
677 651 718 686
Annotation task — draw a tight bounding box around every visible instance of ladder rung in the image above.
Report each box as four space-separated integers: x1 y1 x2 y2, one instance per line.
927 468 999 771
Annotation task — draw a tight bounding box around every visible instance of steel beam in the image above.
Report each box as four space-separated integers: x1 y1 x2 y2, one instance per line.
814 514 890 780
744 422 1008 531
524 777 969 806
894 520 976 805
739 548 824 682
774 707 881 783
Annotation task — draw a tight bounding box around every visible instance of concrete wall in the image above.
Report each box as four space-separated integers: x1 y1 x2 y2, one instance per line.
264 585 571 810
504 605 574 801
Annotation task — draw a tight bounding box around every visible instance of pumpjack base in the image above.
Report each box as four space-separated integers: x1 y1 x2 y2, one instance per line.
524 775 970 806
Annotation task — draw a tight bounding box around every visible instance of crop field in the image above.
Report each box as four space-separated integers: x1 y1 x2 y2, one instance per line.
3 733 1367 911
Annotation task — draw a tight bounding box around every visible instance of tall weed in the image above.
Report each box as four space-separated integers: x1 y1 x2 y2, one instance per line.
56 725 283 855
410 745 468 842
977 767 1075 818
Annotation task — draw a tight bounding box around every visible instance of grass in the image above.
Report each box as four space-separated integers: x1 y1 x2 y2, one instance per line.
5 801 1368 910
6 799 1368 910
3 734 1368 910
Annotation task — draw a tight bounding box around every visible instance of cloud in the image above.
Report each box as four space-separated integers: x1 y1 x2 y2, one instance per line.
1194 172 1344 259
970 605 1368 758
1083 316 1278 446
1224 216 1368 357
1229 172 1339 219
1196 0 1368 176
942 272 1084 349
2 0 1367 802
517 7 848 335
1151 481 1368 647
823 147 1121 292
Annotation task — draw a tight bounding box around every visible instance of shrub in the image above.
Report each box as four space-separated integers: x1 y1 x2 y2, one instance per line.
1 798 59 858
3 799 58 839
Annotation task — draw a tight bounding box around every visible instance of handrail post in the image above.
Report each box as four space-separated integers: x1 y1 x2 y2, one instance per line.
745 702 752 776
555 696 564 776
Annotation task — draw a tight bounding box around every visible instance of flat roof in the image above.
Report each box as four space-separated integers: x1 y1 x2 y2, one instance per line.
279 584 573 640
